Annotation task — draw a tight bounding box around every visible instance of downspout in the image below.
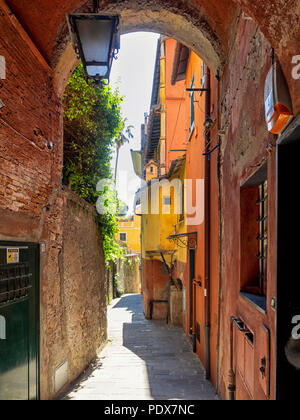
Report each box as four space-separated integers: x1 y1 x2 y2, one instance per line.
216 74 223 396
160 252 172 324
204 67 211 380
228 317 236 400
159 39 167 176
192 278 202 353
192 279 197 352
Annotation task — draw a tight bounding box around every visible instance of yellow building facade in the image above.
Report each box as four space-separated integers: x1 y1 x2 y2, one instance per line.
117 212 141 255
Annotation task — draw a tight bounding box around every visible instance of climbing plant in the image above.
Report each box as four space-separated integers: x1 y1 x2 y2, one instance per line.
63 64 128 263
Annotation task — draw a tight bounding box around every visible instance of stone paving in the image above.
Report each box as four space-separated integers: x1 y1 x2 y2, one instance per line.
62 294 218 400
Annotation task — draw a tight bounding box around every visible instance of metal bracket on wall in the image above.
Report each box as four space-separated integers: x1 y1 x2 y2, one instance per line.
167 232 197 249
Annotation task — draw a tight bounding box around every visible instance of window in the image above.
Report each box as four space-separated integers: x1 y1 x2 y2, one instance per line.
257 180 268 297
189 75 195 133
240 165 268 309
150 166 153 173
163 196 171 205
120 233 127 242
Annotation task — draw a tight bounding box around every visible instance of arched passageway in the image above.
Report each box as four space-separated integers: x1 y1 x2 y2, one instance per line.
0 0 299 400
2 0 299 108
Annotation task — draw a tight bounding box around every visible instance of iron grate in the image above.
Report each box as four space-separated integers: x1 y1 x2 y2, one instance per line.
256 180 268 296
0 263 32 304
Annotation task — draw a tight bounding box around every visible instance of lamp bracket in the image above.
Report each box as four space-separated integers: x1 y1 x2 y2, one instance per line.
167 232 197 249
93 0 99 13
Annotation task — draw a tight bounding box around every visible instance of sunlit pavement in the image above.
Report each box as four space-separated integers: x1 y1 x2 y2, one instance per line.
62 294 218 400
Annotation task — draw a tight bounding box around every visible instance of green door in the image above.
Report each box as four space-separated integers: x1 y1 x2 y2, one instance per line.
0 243 39 400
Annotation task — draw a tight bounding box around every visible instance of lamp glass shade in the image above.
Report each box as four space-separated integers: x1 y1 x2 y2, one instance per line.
68 14 120 80
86 65 108 77
76 18 114 64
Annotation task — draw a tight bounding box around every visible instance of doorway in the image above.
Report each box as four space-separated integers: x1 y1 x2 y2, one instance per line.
0 242 39 400
276 116 300 400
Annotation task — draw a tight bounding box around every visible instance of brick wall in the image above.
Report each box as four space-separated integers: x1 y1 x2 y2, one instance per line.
0 11 108 395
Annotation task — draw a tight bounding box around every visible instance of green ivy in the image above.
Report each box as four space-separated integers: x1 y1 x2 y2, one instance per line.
124 256 140 267
63 64 125 263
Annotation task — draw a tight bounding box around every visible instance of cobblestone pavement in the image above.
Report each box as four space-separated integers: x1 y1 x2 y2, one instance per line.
62 294 218 400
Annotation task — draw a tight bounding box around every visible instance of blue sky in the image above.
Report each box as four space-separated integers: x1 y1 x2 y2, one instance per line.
110 32 160 213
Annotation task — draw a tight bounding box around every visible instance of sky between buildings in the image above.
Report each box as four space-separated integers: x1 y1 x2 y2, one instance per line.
110 32 160 214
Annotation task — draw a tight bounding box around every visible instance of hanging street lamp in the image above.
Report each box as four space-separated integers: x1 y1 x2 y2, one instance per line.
67 13 120 83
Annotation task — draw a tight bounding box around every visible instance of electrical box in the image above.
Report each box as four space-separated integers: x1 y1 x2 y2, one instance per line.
264 61 293 134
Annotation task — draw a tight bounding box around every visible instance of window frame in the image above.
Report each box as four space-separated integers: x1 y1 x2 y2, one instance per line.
163 196 171 206
257 180 268 297
119 232 127 242
240 165 268 310
189 74 195 134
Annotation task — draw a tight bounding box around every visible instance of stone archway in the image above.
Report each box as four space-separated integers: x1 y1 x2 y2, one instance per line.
6 0 300 109
53 0 228 97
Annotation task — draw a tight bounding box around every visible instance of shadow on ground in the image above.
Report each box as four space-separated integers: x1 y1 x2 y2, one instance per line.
119 295 217 400
61 294 217 400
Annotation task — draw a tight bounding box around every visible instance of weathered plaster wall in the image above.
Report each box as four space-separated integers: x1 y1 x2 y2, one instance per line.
218 16 277 400
0 7 64 400
170 285 183 327
142 258 169 320
107 256 140 297
0 4 109 398
59 188 107 396
117 256 140 295
106 261 115 304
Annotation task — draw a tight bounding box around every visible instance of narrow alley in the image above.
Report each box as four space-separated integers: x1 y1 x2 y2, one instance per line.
1 0 300 402
62 294 217 401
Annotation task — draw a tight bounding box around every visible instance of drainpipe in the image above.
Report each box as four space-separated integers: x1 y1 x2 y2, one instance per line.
216 74 223 396
192 279 197 352
159 39 167 176
204 67 211 380
228 317 236 400
192 278 202 353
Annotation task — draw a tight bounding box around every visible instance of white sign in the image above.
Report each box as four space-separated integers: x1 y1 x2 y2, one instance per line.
0 316 6 340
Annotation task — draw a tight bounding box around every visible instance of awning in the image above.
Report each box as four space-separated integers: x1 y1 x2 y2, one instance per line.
171 42 190 86
165 155 186 178
146 250 177 257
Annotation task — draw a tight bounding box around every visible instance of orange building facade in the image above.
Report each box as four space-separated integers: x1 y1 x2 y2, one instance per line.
139 37 220 389
139 34 280 400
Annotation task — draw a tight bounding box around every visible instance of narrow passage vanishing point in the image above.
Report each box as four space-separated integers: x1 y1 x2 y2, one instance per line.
63 294 218 400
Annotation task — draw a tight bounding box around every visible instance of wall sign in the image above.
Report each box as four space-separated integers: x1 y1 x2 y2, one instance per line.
7 248 19 264
0 316 6 340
